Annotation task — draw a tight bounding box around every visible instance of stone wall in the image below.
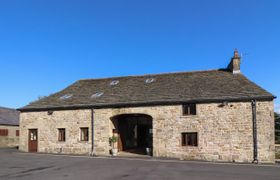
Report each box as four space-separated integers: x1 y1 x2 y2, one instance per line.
255 101 275 162
20 100 275 163
0 125 19 148
20 110 92 154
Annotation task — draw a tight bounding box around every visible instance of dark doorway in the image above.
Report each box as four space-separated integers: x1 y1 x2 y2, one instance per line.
112 114 152 155
28 129 38 152
137 125 150 148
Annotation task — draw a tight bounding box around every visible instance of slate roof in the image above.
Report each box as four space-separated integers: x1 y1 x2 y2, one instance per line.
0 107 19 126
19 69 275 112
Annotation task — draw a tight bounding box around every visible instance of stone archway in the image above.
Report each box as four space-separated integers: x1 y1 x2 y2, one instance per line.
111 114 153 155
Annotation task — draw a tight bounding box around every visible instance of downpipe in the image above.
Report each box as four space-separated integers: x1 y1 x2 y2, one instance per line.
90 108 96 156
251 100 258 164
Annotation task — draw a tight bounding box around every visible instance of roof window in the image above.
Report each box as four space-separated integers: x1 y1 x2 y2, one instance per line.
59 94 73 100
110 80 119 86
145 78 155 84
91 92 104 98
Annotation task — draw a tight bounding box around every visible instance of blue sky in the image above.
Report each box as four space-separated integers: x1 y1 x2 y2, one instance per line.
0 0 279 112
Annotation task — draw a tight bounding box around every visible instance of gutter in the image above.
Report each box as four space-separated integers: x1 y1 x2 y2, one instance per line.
90 108 95 156
0 124 19 127
17 96 275 112
251 100 258 164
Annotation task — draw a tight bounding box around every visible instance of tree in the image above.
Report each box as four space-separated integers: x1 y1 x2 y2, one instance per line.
275 112 280 144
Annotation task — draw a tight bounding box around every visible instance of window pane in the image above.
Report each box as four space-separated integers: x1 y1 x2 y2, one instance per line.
30 130 37 140
183 104 196 115
0 129 8 136
189 133 197 146
182 133 186 146
58 129 66 141
182 132 198 146
190 104 196 115
81 128 89 141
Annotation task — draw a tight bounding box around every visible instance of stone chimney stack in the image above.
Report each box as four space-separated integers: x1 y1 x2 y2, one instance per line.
228 49 241 74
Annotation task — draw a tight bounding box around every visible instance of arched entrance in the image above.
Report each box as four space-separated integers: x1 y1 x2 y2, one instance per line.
111 114 153 155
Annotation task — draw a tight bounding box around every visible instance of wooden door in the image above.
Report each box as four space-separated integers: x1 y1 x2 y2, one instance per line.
28 129 38 152
117 132 123 151
113 129 123 151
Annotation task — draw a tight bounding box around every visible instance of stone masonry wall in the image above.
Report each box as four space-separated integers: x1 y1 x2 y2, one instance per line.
256 101 275 162
0 125 19 148
20 110 92 154
20 100 275 163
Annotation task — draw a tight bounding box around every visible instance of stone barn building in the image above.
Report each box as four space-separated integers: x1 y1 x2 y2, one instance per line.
0 107 19 148
18 51 276 163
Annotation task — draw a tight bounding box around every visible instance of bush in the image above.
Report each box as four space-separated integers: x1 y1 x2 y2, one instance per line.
109 135 118 149
275 113 280 144
276 152 280 159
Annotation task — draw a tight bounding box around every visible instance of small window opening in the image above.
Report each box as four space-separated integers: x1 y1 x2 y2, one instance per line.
0 129 8 136
110 80 119 86
59 94 73 100
182 132 198 146
91 92 104 98
58 128 66 142
145 78 155 84
80 127 89 141
183 103 196 116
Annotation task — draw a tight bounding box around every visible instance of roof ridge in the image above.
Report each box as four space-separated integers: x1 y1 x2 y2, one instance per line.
79 69 226 81
0 106 17 111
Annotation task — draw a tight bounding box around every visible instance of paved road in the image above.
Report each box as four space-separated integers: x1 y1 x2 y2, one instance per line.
0 148 279 180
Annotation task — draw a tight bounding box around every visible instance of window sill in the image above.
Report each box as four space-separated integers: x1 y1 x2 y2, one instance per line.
79 140 89 143
182 145 199 148
180 115 197 118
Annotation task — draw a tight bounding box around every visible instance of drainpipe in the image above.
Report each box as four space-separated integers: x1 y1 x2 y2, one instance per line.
251 100 258 164
90 108 96 156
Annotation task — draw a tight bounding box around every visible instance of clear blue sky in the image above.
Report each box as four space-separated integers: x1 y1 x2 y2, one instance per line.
0 0 279 112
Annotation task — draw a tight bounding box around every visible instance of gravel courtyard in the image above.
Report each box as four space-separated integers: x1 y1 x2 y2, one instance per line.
0 148 279 180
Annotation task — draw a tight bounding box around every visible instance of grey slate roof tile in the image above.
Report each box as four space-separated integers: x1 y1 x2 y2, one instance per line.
0 107 19 126
19 69 275 111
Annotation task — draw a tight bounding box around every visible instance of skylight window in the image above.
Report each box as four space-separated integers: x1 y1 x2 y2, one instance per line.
145 78 155 84
91 92 104 98
59 94 73 100
110 80 119 86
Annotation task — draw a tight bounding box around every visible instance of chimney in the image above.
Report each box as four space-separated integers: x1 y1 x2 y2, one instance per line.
228 49 241 74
